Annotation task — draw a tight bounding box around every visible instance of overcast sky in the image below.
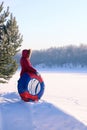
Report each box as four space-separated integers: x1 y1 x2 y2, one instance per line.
2 0 87 50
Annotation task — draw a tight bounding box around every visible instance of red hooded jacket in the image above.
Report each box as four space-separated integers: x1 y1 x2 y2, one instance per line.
20 49 37 76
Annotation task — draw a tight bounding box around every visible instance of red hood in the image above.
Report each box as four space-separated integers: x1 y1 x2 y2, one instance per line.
22 49 29 58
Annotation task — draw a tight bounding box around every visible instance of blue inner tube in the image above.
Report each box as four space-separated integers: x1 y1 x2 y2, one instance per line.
17 73 45 101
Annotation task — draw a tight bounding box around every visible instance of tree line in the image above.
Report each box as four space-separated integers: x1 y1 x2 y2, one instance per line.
16 44 87 68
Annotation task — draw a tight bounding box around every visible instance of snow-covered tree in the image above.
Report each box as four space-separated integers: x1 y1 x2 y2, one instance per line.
0 2 23 83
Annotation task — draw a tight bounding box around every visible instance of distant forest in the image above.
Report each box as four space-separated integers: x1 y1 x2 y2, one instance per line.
16 44 87 68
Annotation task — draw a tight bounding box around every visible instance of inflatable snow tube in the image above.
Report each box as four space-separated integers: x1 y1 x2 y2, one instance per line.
17 73 45 102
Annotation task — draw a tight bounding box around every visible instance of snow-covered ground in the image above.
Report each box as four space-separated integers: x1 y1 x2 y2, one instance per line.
0 70 87 130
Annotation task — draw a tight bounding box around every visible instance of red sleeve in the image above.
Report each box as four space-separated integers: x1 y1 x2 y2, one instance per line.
24 58 37 73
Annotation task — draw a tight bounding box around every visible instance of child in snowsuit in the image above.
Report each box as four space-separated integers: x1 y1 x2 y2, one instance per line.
19 49 39 101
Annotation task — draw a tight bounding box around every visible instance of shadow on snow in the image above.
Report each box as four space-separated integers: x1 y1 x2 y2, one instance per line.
0 92 87 130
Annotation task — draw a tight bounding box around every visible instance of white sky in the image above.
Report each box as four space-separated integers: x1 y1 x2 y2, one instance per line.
2 0 87 50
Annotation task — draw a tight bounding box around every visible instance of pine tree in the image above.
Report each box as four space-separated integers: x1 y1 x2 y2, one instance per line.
0 2 23 83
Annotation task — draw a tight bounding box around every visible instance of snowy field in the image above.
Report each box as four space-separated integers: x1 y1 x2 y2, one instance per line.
0 69 87 130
